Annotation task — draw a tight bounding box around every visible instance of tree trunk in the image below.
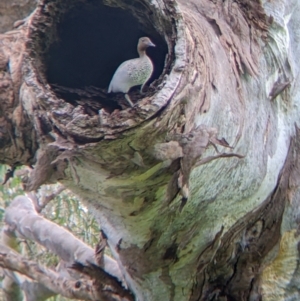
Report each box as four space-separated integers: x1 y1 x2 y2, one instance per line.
0 0 37 34
0 0 300 300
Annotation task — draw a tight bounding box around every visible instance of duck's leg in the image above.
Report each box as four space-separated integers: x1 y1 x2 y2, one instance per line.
125 94 134 107
140 83 146 95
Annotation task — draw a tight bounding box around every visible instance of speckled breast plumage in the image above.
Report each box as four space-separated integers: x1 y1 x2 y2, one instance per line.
126 57 153 86
108 55 153 94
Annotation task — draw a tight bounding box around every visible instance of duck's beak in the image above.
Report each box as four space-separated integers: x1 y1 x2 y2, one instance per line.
148 41 156 47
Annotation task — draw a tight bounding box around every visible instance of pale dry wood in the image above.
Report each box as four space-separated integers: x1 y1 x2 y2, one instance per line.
0 243 100 300
4 195 123 282
0 227 55 301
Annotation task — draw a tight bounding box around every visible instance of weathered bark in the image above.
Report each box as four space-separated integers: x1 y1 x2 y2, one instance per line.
0 0 300 300
0 243 116 300
3 196 131 300
1 218 55 301
4 195 122 279
0 0 37 34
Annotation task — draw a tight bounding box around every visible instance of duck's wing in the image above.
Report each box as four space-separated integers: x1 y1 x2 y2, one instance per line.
108 59 140 93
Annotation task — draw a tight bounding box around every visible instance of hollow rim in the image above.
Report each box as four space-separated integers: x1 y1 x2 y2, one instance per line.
23 0 187 141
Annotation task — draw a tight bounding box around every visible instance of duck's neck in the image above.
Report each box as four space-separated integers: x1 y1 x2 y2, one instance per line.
138 48 147 57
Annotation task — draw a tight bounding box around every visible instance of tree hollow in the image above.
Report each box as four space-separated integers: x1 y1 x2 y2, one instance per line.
25 0 183 131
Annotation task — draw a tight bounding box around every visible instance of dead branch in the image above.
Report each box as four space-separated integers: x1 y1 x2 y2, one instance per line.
0 244 100 300
4 195 123 281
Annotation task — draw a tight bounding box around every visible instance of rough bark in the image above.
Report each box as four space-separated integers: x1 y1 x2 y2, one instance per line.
0 243 116 300
0 0 300 300
3 196 131 300
4 195 122 279
0 0 37 34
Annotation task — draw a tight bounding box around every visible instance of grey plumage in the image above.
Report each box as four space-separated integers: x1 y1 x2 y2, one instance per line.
108 37 155 107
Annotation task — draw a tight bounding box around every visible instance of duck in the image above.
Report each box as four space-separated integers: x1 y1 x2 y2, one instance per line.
108 37 155 107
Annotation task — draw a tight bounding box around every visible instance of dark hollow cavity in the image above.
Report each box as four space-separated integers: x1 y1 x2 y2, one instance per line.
42 1 169 109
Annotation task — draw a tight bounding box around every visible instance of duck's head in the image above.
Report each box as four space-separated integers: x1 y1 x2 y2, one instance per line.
138 37 156 52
